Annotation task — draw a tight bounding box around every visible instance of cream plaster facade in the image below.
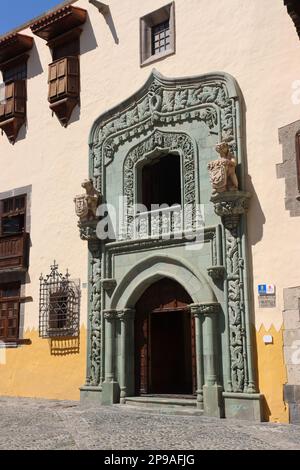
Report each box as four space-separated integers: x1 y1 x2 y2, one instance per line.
0 0 299 422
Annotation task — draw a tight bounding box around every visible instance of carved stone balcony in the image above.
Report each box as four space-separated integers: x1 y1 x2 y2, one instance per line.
132 205 183 240
0 233 29 272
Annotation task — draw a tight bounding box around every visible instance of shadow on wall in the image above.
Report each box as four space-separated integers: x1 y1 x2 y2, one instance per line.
66 103 81 127
81 12 99 55
246 174 266 247
27 41 43 80
49 336 80 356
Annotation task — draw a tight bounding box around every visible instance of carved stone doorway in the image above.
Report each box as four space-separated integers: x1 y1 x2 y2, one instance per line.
134 278 196 395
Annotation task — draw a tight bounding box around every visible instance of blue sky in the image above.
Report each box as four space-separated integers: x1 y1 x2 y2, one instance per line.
0 0 64 36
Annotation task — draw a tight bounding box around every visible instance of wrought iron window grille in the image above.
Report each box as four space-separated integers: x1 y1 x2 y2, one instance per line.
39 261 80 338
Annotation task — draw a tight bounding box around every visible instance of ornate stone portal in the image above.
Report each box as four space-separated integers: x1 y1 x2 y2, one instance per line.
75 70 263 420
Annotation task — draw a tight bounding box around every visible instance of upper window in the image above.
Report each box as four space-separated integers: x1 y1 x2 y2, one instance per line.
140 2 175 67
140 153 181 211
3 62 27 84
0 195 26 236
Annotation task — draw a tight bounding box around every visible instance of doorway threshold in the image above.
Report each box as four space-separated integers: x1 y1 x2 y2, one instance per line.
125 395 197 407
123 395 202 416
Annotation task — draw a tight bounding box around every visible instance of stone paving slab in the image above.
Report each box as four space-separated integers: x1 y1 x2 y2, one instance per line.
0 397 300 450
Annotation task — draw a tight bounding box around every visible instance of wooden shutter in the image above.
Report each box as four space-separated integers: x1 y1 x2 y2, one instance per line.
0 81 26 119
48 56 79 102
0 300 20 341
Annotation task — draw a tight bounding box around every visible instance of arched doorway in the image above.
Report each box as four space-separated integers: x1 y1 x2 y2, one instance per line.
135 278 196 396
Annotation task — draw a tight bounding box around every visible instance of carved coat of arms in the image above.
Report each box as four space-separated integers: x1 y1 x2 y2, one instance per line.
75 195 89 219
207 159 228 192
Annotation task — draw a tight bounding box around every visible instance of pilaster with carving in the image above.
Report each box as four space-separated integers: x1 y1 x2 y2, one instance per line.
211 190 254 393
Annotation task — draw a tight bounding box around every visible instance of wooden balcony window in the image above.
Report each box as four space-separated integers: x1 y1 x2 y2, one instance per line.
0 194 29 272
48 56 79 126
0 233 29 272
0 80 26 143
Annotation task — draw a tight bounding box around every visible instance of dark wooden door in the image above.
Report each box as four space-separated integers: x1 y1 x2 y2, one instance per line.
135 278 196 395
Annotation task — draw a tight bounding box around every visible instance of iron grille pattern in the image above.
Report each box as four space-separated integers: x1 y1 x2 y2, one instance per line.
39 261 80 338
152 20 170 55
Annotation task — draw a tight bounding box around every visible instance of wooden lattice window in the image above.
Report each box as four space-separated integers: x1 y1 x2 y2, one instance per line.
0 80 26 121
48 56 79 103
39 262 80 338
0 283 20 342
0 195 26 236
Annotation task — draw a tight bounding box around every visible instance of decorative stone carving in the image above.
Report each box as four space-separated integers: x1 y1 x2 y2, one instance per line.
74 179 101 222
89 70 236 192
211 191 251 230
190 302 220 316
207 142 238 194
117 308 135 320
101 279 117 296
211 189 253 393
103 309 117 320
207 266 226 280
123 129 197 238
79 220 98 241
86 242 102 387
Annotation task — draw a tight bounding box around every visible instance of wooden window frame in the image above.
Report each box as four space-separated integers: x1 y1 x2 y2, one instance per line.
0 282 21 343
140 2 175 67
0 194 26 237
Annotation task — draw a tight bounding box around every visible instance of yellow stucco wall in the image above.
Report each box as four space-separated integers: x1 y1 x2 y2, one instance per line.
255 325 289 423
0 327 86 400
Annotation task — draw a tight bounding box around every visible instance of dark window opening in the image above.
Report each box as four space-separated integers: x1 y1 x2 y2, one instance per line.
52 38 79 61
0 195 26 236
3 63 27 84
152 20 170 55
49 290 68 330
0 282 20 342
141 154 181 211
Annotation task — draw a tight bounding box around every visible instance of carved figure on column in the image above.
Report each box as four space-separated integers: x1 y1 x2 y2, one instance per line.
74 179 101 222
208 142 238 194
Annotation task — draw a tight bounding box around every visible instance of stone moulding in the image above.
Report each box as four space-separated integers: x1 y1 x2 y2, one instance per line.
207 266 226 280
211 191 251 230
88 69 240 194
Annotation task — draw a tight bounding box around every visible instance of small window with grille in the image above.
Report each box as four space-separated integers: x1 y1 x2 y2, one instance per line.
140 2 175 67
39 262 80 338
0 283 20 342
152 20 170 56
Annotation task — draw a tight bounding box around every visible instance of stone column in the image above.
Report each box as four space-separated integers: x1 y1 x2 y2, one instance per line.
102 309 120 405
199 302 224 418
211 190 255 393
190 304 204 411
78 225 103 405
118 308 135 404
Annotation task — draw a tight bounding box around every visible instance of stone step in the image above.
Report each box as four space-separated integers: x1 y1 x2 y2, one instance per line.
122 396 203 416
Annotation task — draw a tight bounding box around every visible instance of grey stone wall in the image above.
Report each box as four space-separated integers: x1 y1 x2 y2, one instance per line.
277 120 300 217
283 286 300 424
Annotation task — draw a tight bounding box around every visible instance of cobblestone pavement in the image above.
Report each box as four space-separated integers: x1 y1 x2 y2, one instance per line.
0 397 300 450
